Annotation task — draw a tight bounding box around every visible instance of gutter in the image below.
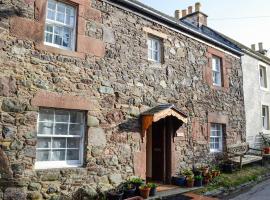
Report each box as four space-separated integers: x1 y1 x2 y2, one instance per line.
110 0 243 56
242 49 270 65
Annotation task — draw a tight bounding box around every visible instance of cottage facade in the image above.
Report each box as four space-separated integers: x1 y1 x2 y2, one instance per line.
0 0 245 199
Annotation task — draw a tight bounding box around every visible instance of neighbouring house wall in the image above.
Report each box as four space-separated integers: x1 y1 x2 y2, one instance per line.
0 0 245 199
242 54 270 147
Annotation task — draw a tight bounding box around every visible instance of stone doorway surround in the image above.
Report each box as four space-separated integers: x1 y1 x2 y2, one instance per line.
134 104 188 183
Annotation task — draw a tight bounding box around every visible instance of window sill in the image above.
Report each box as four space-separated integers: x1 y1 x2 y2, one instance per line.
260 87 269 92
35 43 85 59
35 161 83 170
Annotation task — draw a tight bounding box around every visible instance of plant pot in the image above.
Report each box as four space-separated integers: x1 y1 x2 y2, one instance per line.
203 178 210 185
123 187 136 199
139 187 151 199
149 187 157 197
172 176 186 186
212 170 219 178
107 191 124 200
194 179 203 187
133 182 143 195
202 167 209 176
186 179 194 188
264 147 270 154
221 163 234 173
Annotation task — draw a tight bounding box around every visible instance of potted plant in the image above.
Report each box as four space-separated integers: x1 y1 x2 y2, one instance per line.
172 170 187 187
260 132 270 154
129 177 144 195
123 182 136 199
107 188 124 200
186 175 194 188
139 184 151 199
203 172 212 185
221 161 234 173
211 165 221 178
148 183 158 197
194 175 203 187
193 168 202 176
201 166 209 176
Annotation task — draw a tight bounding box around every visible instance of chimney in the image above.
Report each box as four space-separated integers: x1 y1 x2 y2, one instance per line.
195 2 201 12
251 44 256 51
258 42 267 55
175 10 181 19
176 2 208 28
182 9 187 18
188 6 193 15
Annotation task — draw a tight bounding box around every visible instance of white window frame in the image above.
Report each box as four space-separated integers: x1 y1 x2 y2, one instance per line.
44 0 77 51
212 56 222 87
259 65 268 89
210 123 223 153
35 108 85 169
262 105 269 130
148 37 161 63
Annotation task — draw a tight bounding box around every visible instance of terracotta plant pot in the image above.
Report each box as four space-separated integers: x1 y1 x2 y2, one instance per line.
202 167 209 176
186 179 194 188
203 178 210 185
212 170 219 178
264 147 270 154
139 187 151 199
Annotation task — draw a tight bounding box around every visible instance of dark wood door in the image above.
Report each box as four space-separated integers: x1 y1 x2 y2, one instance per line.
152 119 165 182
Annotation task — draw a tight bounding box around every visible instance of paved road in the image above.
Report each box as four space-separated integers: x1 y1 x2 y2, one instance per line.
228 179 270 200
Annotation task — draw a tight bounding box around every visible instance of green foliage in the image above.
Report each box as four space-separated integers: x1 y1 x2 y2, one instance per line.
147 183 158 188
194 175 203 180
195 165 269 194
181 169 194 176
129 177 144 185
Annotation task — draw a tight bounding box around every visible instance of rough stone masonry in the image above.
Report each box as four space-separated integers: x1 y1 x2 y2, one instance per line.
0 0 245 199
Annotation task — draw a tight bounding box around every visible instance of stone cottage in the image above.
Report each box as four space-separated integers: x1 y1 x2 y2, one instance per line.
0 0 245 199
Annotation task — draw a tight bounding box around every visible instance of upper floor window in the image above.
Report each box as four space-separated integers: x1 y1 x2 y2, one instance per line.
212 56 222 86
148 37 161 63
45 0 76 50
262 105 269 130
210 123 223 152
260 65 267 88
36 108 85 169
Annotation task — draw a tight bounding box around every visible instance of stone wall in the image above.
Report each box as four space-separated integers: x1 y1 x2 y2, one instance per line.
0 0 245 199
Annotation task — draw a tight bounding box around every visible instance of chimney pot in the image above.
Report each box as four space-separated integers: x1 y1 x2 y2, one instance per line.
182 9 187 17
259 42 263 51
195 2 201 12
175 10 181 19
188 6 193 14
251 44 256 51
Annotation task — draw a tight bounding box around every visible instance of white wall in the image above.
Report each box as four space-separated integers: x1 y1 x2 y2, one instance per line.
242 54 270 147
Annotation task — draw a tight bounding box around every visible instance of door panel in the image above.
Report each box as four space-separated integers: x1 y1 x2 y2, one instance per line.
152 119 165 182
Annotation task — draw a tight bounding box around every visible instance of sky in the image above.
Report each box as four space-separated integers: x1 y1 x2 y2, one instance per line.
139 0 270 55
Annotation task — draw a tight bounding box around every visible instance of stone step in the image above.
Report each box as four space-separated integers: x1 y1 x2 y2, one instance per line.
147 187 202 199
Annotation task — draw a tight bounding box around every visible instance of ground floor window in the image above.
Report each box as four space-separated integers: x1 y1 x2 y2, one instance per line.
210 123 223 152
35 108 85 169
262 105 269 130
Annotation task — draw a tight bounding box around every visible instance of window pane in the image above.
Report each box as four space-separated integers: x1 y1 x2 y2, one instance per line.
38 122 53 135
154 51 158 61
52 138 66 148
37 150 50 161
37 138 51 148
39 109 54 122
55 124 68 135
47 10 55 20
55 110 69 122
70 112 83 123
67 138 80 148
54 35 62 46
46 25 53 33
69 124 82 135
45 33 53 43
153 41 159 50
67 149 79 160
56 12 65 23
51 150 65 161
48 1 56 10
57 4 65 13
54 26 60 35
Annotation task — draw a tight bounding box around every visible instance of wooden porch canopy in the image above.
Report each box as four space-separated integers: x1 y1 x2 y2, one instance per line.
141 104 188 138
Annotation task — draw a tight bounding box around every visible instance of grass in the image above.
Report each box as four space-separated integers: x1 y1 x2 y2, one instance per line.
195 165 270 194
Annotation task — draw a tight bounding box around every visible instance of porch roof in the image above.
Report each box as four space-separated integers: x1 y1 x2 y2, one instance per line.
141 104 188 138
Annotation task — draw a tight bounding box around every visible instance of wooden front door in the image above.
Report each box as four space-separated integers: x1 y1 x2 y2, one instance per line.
151 117 172 183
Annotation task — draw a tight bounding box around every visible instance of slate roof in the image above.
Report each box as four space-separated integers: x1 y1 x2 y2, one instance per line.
109 0 243 56
141 104 187 117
